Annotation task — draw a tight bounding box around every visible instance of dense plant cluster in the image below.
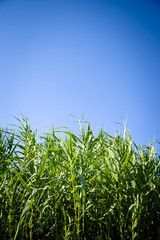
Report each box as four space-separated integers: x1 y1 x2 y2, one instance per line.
0 117 160 240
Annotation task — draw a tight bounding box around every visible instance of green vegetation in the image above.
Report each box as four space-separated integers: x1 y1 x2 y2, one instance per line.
0 117 160 240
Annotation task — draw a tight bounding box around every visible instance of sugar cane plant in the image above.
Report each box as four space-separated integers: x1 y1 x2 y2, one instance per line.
0 116 160 240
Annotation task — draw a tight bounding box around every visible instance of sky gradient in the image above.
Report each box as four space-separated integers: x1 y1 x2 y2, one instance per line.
0 0 160 147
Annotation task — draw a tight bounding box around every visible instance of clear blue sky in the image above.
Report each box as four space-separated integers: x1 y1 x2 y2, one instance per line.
0 0 160 147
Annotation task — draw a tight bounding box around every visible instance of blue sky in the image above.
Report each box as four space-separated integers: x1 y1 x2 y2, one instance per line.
0 0 160 147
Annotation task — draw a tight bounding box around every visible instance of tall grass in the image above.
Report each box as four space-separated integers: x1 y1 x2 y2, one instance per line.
0 117 160 240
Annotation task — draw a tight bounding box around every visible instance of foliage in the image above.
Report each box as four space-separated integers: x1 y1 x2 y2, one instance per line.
0 117 160 240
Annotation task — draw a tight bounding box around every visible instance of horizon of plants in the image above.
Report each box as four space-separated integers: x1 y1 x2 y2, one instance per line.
0 116 160 240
